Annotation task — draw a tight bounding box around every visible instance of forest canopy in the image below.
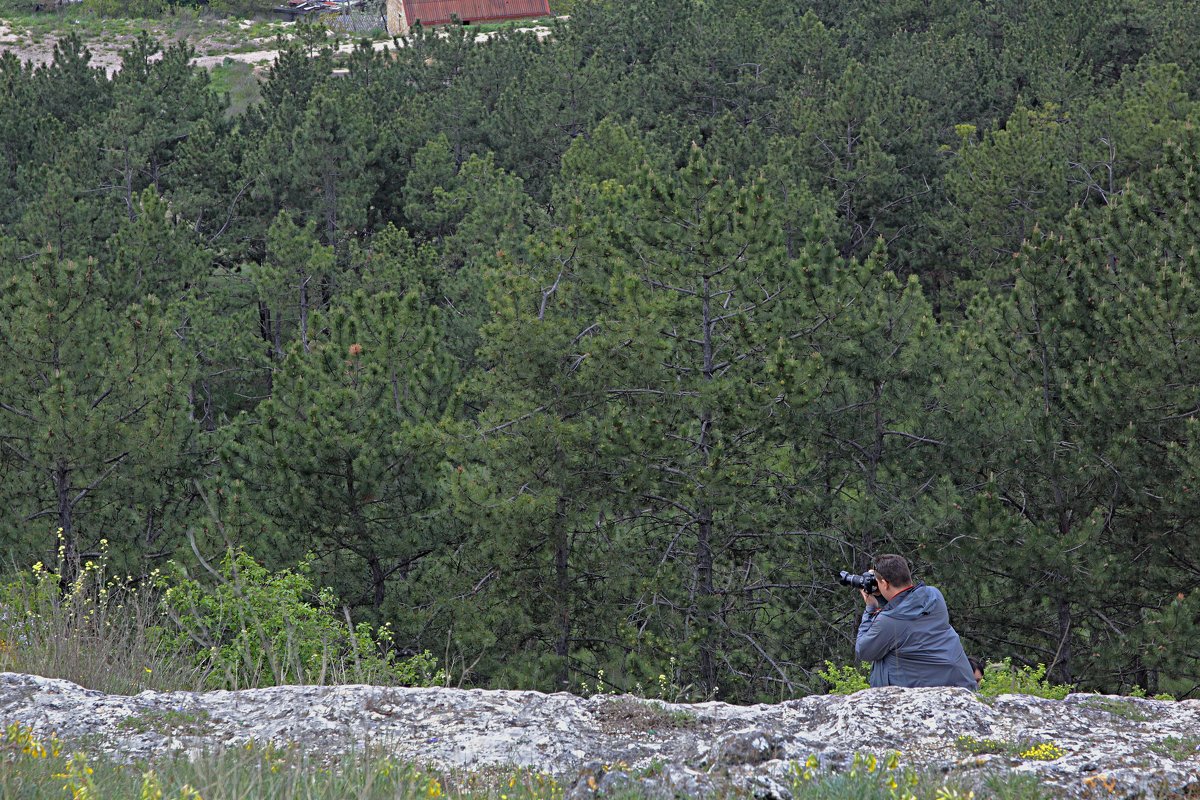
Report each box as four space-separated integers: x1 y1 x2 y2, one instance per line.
1 0 1199 702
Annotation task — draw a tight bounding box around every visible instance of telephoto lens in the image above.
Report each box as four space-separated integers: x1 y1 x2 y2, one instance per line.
837 570 879 595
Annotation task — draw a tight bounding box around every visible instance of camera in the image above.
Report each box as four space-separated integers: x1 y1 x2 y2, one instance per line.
838 569 879 595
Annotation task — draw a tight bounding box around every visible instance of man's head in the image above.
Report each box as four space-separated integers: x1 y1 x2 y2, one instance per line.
872 554 913 600
967 656 985 687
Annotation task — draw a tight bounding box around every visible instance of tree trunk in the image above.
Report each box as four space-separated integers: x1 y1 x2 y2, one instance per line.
696 501 717 695
299 270 310 353
54 460 77 590
696 275 718 696
346 460 384 611
367 552 386 611
1053 596 1072 685
553 492 571 691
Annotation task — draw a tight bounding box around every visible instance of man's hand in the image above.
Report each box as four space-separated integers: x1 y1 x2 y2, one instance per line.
860 589 881 611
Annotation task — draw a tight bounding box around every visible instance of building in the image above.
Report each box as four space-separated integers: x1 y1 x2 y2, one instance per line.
386 0 552 35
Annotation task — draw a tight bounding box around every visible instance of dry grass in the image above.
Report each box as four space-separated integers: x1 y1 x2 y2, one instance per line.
0 556 206 695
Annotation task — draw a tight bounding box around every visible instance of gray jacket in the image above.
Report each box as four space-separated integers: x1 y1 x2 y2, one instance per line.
855 582 976 689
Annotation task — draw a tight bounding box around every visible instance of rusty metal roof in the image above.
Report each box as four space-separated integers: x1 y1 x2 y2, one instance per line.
403 0 551 25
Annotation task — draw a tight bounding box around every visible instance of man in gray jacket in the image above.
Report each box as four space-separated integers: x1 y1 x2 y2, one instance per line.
855 554 977 689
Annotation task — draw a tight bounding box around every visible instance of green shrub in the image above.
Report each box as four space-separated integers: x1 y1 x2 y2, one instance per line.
816 661 871 694
977 658 1072 700
157 548 444 690
1128 685 1179 701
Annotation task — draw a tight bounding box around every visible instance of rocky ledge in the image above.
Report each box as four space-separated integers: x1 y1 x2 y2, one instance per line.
1 672 1197 798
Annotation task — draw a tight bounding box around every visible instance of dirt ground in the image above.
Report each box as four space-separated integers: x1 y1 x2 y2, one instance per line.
1 21 123 73
0 17 549 77
0 18 304 76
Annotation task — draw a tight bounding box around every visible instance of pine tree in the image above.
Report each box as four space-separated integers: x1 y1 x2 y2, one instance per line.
220 288 450 617
164 118 254 255
939 102 1070 292
88 35 222 220
0 248 194 575
248 212 335 371
945 223 1119 686
599 143 802 698
422 120 654 691
772 60 937 265
1067 124 1200 692
287 83 378 266
1067 63 1196 207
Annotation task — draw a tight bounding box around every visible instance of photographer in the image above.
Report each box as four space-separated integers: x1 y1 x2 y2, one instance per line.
853 554 976 689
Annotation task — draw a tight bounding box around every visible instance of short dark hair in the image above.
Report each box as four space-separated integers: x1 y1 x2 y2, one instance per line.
872 554 912 586
968 656 984 676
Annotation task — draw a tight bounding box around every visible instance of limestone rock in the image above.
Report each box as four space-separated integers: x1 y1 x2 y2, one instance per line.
2 672 1197 798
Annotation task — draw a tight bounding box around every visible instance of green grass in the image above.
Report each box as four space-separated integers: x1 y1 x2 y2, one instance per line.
0 6 171 37
954 734 1022 757
1078 696 1156 722
1150 735 1200 762
116 708 213 736
979 774 1052 800
782 751 1047 800
0 729 1063 800
1 728 555 800
208 58 263 115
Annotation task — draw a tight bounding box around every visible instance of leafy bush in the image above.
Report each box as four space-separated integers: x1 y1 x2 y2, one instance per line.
816 661 871 694
0 535 443 693
977 658 1072 700
157 548 444 690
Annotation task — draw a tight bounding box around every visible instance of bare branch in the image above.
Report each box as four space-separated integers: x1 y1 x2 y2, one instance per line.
69 452 130 507
477 406 547 435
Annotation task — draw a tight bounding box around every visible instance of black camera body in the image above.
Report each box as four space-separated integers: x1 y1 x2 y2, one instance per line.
838 569 879 595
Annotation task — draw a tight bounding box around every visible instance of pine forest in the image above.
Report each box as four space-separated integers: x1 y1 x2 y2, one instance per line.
1 0 1199 703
